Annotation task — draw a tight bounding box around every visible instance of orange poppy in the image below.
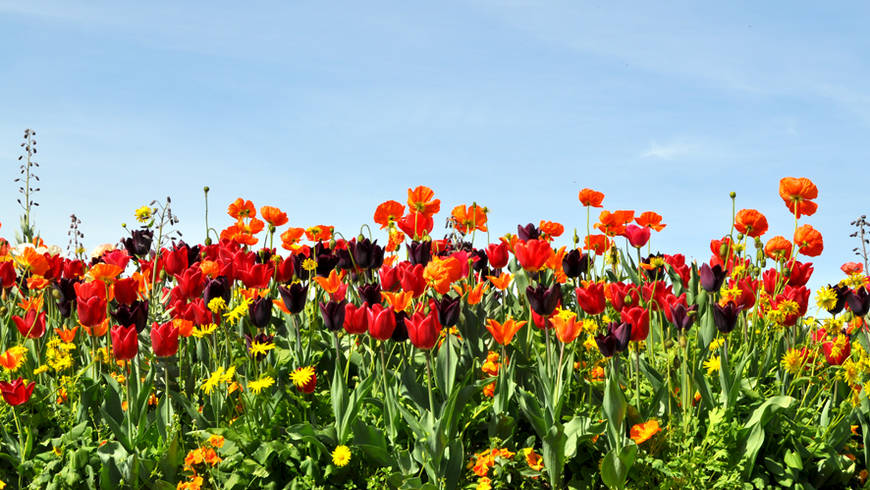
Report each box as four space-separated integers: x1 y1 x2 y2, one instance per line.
173 318 194 338
779 177 818 218
584 234 611 256
305 225 333 242
794 224 823 257
407 186 441 217
374 200 405 229
595 210 635 237
551 308 581 343
55 326 79 343
280 227 306 251
260 206 288 227
539 220 564 239
487 272 512 291
26 275 49 290
314 269 345 294
734 209 769 238
220 225 258 246
630 419 661 444
451 204 488 234
525 449 544 471
578 188 605 208
200 260 220 278
89 263 123 283
228 198 256 219
386 230 405 252
764 236 793 260
17 247 50 276
382 290 413 313
423 256 463 295
842 262 864 275
635 212 666 232
485 317 527 345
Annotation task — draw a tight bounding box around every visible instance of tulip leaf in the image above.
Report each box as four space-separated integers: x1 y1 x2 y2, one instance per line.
543 424 567 489
601 444 637 490
603 369 627 449
338 375 375 443
435 333 457 400
444 438 465 490
619 249 641 286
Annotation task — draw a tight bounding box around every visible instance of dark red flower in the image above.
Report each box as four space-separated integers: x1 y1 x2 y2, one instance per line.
162 244 189 277
111 324 138 360
0 261 16 288
575 282 606 315
405 311 441 350
151 321 179 357
398 263 426 298
486 243 510 269
620 306 650 342
344 303 370 335
113 277 139 305
0 378 35 406
12 309 46 339
368 304 396 341
174 266 205 300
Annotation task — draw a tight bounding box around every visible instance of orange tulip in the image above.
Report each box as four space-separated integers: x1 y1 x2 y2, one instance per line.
487 272 512 291
374 200 405 229
551 308 581 343
55 326 78 343
635 212 666 232
779 177 818 218
18 294 43 313
314 270 345 294
407 186 441 217
794 224 823 257
465 282 490 305
734 209 769 238
260 206 288 227
578 188 604 208
485 317 527 345
382 290 413 313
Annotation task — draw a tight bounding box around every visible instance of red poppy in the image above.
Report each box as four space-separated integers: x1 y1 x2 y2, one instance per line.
794 224 823 257
0 378 35 406
374 200 405 229
513 239 553 272
111 324 138 361
405 310 441 350
151 321 179 357
734 209 769 238
779 177 818 218
842 262 864 275
577 188 604 208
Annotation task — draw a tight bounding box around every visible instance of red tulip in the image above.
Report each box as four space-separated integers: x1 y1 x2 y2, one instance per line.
12 309 46 339
399 263 426 298
76 295 107 327
368 304 396 341
0 260 16 288
575 282 607 315
620 306 650 342
343 303 370 335
113 277 139 305
513 239 553 272
162 245 189 277
486 243 509 269
174 265 205 299
405 311 441 350
623 224 651 248
151 321 179 357
0 378 35 406
111 324 138 360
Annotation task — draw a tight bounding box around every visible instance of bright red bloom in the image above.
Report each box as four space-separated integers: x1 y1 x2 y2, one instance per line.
779 177 818 218
111 324 138 361
734 209 768 238
606 282 639 312
0 260 16 288
513 239 553 272
623 224 651 248
114 277 139 305
0 378 35 406
175 265 205 299
486 243 509 269
407 186 441 217
405 311 441 350
823 336 850 366
379 264 401 292
794 224 823 257
75 289 107 328
238 263 274 289
374 200 405 229
635 212 666 232
343 303 370 335
397 212 434 240
785 260 813 287
577 188 604 208
368 304 396 341
151 321 179 357
398 263 426 298
12 309 46 339
162 245 189 277
620 306 649 342
842 262 864 275
575 282 607 315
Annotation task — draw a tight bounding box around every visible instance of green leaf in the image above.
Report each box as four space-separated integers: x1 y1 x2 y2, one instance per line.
603 369 627 449
435 333 457 399
543 424 567 489
601 444 637 490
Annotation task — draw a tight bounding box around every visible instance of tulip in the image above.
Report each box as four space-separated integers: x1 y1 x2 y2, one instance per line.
122 229 153 257
485 317 527 345
203 276 232 305
248 297 274 328
575 282 606 315
344 303 370 335
699 263 726 293
785 260 813 287
357 283 382 307
847 287 870 317
0 260 16 288
112 300 149 332
624 224 651 248
239 263 274 289
12 309 46 339
562 249 589 278
162 245 189 277
279 283 308 315
151 321 179 357
526 284 561 317
595 322 632 357
407 241 432 266
517 223 540 241
713 301 742 333
486 243 509 269
174 266 205 299
823 338 851 365
391 311 409 342
113 277 139 305
275 256 295 283
434 295 460 327
320 300 347 332
514 239 552 272
53 277 78 317
399 263 426 298
378 265 401 292
551 309 581 343
825 284 850 315
350 238 380 270
669 303 697 331
111 324 138 360
620 306 650 342
405 311 441 350
368 304 397 341
0 378 35 406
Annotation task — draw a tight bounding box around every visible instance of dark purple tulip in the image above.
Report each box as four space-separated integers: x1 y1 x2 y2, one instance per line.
713 301 742 333
470 249 489 273
391 311 409 342
526 284 561 316
53 277 79 318
827 284 850 315
245 332 275 361
255 247 276 265
292 254 309 281
249 297 274 328
847 287 870 317
699 263 726 293
279 283 308 314
358 283 382 307
595 322 632 357
336 248 355 270
517 223 540 241
562 249 589 279
435 295 461 327
407 241 431 266
669 303 697 331
319 300 347 331
203 276 231 305
315 253 340 277
351 238 381 270
185 244 202 266
122 229 153 257
112 300 149 332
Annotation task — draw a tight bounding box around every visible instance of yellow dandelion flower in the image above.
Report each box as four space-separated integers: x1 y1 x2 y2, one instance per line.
34 364 49 375
249 340 276 358
290 366 316 389
816 286 838 311
709 338 725 352
302 258 317 272
201 367 225 395
192 323 219 338
332 445 351 467
781 349 804 375
248 376 275 395
704 356 721 376
207 297 226 314
220 365 236 383
134 205 153 223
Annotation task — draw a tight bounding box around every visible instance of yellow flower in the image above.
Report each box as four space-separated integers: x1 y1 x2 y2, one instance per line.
34 364 49 375
332 445 351 467
220 365 236 383
201 367 225 395
290 366 316 389
208 435 225 448
816 286 838 312
583 334 598 352
192 323 219 338
249 340 276 358
841 359 861 386
207 297 227 314
781 349 804 375
224 298 252 326
248 376 275 395
704 356 721 376
709 338 725 352
134 205 153 223
302 258 317 272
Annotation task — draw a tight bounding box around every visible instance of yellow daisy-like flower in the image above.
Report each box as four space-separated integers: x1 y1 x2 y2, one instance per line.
581 318 598 334
248 376 275 395
841 359 861 386
134 205 153 223
249 340 276 358
302 258 317 272
192 323 219 338
290 366 316 389
224 298 253 326
781 349 804 375
816 286 838 312
207 297 227 314
708 338 725 352
583 334 597 352
201 367 225 395
332 445 351 467
220 365 236 383
704 356 721 376
34 364 49 375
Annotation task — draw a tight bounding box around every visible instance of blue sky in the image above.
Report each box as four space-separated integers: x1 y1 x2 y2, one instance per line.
1 1 868 293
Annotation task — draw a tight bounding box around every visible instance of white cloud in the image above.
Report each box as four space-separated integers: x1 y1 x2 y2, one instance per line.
640 140 698 160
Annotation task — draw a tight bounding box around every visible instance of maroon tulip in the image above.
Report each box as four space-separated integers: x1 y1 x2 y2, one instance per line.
0 260 16 288
151 321 179 357
368 304 396 341
111 324 139 360
405 311 441 350
0 378 35 406
12 309 46 339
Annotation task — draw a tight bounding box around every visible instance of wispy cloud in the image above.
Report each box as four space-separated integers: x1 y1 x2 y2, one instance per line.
640 140 698 160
